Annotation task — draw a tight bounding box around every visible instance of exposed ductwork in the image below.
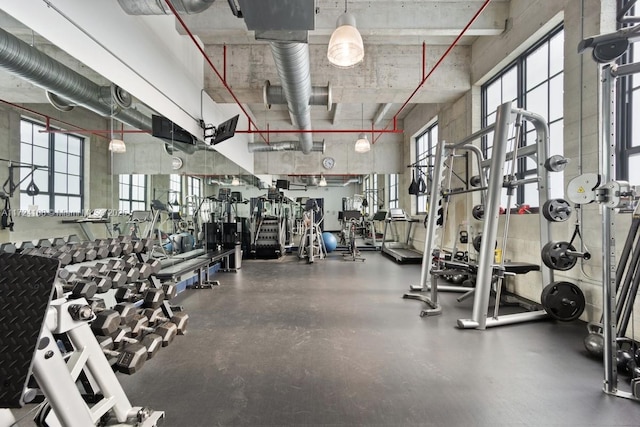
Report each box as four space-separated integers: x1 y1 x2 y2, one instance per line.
117 0 215 15
247 140 324 153
263 80 331 111
0 27 151 132
269 42 314 155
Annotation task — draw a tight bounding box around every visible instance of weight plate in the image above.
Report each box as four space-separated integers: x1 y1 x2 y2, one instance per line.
472 235 482 252
541 281 585 321
472 205 484 220
544 154 569 172
541 241 578 271
542 198 572 222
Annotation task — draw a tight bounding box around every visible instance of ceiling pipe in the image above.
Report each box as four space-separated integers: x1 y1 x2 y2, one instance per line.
342 177 360 187
373 0 492 144
269 42 314 154
373 103 392 126
248 140 325 153
117 0 215 15
0 27 151 132
263 80 332 111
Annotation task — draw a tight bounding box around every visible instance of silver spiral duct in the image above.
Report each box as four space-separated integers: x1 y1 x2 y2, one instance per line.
263 80 331 111
0 27 151 131
117 0 215 15
248 140 324 153
269 42 313 154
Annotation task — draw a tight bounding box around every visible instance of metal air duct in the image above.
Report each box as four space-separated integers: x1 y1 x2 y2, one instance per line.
117 0 215 15
0 27 151 131
247 140 324 153
269 42 314 154
263 80 331 111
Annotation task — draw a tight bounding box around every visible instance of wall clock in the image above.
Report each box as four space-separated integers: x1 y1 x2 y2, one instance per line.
322 157 335 170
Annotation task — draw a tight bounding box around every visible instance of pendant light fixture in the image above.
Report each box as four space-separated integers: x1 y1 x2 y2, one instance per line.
231 176 240 186
327 0 364 68
108 103 126 153
319 175 327 187
354 103 370 153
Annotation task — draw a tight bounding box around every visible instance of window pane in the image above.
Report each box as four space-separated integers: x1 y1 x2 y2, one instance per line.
526 43 548 90
629 155 640 185
632 89 640 147
34 194 49 211
68 155 81 175
523 182 538 207
54 173 67 193
20 193 31 209
68 137 81 156
21 143 32 164
33 146 48 166
68 196 81 212
21 121 32 144
549 74 563 122
34 169 48 192
502 67 518 103
33 125 48 148
549 120 564 157
485 80 501 116
54 151 67 173
549 31 564 76
55 134 67 153
55 196 68 212
68 175 81 195
549 170 564 200
526 82 548 117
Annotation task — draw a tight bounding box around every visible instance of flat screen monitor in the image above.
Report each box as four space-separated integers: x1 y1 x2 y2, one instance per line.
151 115 195 145
275 179 290 190
218 187 230 201
212 114 239 145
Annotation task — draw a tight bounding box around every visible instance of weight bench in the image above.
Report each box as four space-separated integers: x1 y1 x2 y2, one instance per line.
452 261 540 302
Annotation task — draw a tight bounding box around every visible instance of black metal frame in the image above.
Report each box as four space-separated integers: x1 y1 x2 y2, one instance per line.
415 121 438 214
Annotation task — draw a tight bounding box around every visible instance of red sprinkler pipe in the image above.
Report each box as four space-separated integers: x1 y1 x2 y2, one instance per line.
235 128 402 135
0 99 109 140
164 0 269 144
373 0 492 144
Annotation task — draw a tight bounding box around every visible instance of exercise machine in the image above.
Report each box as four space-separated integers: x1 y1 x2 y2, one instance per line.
381 208 422 263
342 217 365 262
298 198 326 263
363 210 386 249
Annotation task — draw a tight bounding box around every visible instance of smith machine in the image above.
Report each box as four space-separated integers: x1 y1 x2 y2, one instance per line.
405 101 587 326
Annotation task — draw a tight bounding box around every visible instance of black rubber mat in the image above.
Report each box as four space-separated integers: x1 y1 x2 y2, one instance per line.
0 253 58 408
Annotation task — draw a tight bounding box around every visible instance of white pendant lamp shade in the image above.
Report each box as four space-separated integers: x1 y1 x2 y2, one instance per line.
354 133 370 153
327 12 364 68
319 175 327 187
231 176 240 186
109 138 126 153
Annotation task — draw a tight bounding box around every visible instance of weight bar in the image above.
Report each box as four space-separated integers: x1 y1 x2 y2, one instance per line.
540 281 586 321
541 241 591 271
541 198 572 222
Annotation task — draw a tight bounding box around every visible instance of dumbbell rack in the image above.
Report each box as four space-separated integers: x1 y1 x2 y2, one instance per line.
0 253 163 426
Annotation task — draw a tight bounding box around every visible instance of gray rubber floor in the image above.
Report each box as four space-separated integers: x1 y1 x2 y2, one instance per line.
117 252 640 426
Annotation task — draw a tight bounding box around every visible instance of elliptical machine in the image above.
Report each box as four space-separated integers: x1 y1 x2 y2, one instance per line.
298 199 326 263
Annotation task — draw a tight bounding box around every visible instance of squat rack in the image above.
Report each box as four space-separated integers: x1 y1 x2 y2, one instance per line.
408 101 556 328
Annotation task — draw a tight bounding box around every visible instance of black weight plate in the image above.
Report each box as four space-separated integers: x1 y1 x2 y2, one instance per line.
472 235 482 252
541 281 586 321
542 198 572 222
472 205 484 220
541 241 577 271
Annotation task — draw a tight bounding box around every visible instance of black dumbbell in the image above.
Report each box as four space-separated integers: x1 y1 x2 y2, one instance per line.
0 243 17 254
90 302 137 335
62 279 98 299
110 326 163 359
147 259 162 275
128 314 177 347
142 308 189 335
161 282 178 300
95 335 148 374
115 286 164 309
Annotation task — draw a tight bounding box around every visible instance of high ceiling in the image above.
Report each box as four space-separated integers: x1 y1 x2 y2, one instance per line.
0 0 509 180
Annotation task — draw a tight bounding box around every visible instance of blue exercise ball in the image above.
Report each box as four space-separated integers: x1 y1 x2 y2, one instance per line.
322 232 337 252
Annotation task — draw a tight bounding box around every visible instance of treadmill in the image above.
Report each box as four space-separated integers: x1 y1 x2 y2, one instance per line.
381 208 423 263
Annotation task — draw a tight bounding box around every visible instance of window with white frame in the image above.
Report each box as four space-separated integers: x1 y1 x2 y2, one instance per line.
119 174 147 213
389 174 399 209
169 174 182 213
186 176 201 215
20 119 83 213
415 122 438 214
482 24 564 209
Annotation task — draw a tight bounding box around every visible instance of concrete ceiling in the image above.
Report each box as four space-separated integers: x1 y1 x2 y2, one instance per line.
0 0 509 174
